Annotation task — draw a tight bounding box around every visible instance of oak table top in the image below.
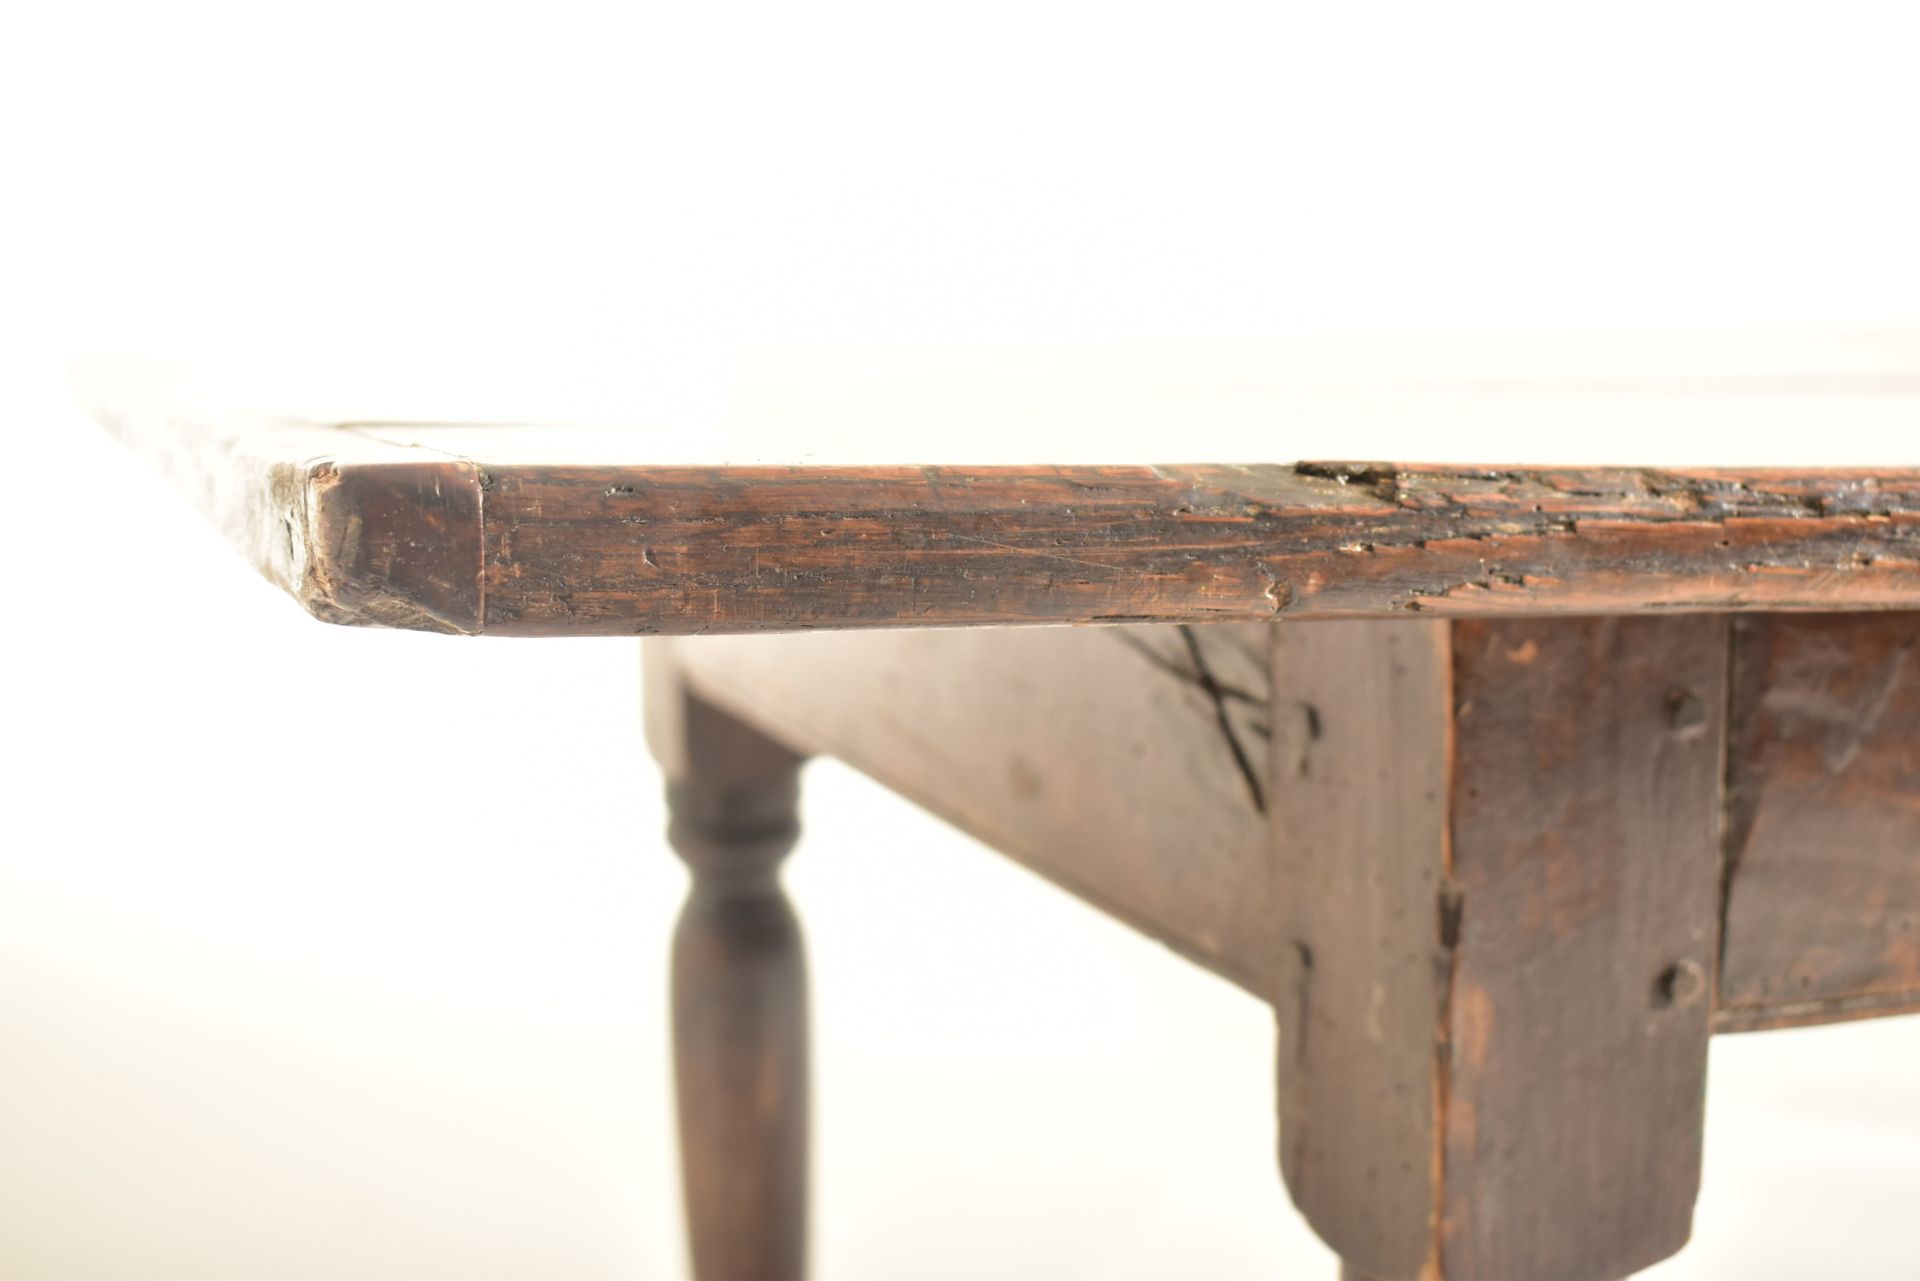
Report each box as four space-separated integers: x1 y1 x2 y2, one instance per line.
80 334 1920 635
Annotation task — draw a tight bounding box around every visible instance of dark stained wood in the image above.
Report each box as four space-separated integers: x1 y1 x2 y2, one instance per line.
647 661 811 1281
1270 618 1453 1280
1717 613 1920 1032
76 349 1920 1280
80 370 1920 634
304 461 482 633
475 462 1920 635
1443 616 1724 1280
664 624 1278 995
649 616 1920 1272
1271 616 1726 1281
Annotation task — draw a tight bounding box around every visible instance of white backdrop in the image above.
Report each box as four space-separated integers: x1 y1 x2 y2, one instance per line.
4 3 1920 1278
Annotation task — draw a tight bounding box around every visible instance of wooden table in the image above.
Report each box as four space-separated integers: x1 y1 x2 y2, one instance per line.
83 339 1920 1280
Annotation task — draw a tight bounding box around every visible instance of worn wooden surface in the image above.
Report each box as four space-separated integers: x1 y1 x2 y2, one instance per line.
80 343 1920 1272
1269 619 1454 1278
649 617 1919 1276
1442 616 1724 1280
1718 612 1920 1031
1271 616 1725 1281
82 357 1920 636
648 665 811 1281
665 615 1920 1042
664 624 1277 994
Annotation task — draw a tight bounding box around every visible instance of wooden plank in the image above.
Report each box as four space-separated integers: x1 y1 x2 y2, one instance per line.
1270 618 1455 1278
80 361 1920 636
1442 616 1725 1280
481 462 1920 635
1717 613 1920 1031
661 624 1278 995
1272 616 1726 1281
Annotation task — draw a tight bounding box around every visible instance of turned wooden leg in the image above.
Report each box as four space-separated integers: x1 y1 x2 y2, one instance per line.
649 648 810 1281
1271 617 1725 1281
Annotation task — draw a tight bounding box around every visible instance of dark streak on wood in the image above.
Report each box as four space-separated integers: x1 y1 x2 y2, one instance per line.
1178 625 1267 813
666 625 1277 996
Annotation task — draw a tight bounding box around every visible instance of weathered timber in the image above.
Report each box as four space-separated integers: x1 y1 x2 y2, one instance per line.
78 345 1920 1277
80 368 1920 634
1270 618 1454 1278
1717 612 1920 1032
666 611 1920 1033
646 658 812 1281
1271 616 1726 1281
664 623 1278 994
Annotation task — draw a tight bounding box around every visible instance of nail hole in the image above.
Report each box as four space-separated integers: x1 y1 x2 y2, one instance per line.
1654 959 1707 1009
1665 687 1708 734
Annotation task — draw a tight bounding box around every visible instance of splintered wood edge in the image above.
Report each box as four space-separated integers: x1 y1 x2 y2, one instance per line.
81 375 486 633
81 370 1920 635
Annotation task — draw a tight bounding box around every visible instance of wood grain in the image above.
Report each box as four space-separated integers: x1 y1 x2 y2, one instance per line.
81 368 1920 634
1270 618 1454 1279
644 615 1920 1272
1272 617 1725 1281
664 624 1277 994
1717 613 1920 1031
1442 616 1724 1281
